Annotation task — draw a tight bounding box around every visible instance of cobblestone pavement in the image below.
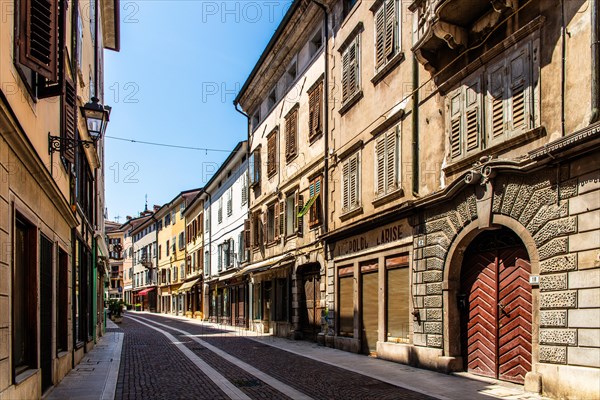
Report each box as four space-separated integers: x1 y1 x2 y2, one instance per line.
115 317 229 400
129 313 437 400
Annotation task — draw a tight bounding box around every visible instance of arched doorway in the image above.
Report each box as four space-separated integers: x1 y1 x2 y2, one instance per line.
459 228 532 384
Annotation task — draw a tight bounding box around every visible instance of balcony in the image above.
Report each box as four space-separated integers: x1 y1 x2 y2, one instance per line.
410 0 517 73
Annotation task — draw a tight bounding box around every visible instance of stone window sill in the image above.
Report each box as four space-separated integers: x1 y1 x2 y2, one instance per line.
371 52 405 85
339 90 363 116
372 188 404 208
340 206 363 221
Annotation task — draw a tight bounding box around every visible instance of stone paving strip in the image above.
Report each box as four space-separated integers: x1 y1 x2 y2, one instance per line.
138 314 437 400
128 316 252 400
130 314 311 400
115 318 229 400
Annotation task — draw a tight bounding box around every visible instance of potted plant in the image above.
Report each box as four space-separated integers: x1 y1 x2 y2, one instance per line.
109 299 124 323
135 303 142 311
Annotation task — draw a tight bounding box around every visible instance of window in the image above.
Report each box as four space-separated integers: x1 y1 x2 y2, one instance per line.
180 264 185 280
217 244 223 271
267 203 276 243
341 35 360 104
309 28 323 56
250 148 261 186
447 40 538 162
342 152 360 213
285 108 298 161
285 193 298 236
166 240 170 257
375 126 399 197
251 110 261 131
165 214 171 226
227 188 233 217
178 232 185 250
218 197 223 224
13 216 37 375
172 211 176 224
267 88 277 110
252 211 263 249
309 177 322 227
308 81 323 141
267 130 278 177
241 172 248 205
286 60 297 87
238 232 247 263
374 0 399 71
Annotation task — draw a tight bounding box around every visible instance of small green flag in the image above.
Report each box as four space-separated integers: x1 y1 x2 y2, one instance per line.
297 193 319 218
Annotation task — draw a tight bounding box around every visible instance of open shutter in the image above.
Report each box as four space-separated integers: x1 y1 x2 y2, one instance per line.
375 136 385 195
19 0 59 80
244 219 250 250
62 76 76 164
297 194 304 237
386 129 397 191
449 91 462 159
279 201 285 239
508 45 531 134
274 202 280 241
384 0 396 58
464 77 481 154
285 114 292 159
342 46 350 101
375 6 385 68
488 61 507 144
313 82 323 137
37 0 66 98
342 161 350 210
262 212 268 247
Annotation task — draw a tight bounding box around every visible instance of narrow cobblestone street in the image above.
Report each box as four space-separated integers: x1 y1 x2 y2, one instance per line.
114 314 438 400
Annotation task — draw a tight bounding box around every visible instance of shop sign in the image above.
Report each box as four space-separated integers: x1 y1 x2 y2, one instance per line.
332 220 410 258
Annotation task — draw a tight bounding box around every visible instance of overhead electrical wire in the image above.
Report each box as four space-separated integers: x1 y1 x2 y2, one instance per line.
104 135 235 153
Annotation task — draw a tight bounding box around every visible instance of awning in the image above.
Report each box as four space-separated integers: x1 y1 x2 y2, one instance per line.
298 193 319 217
138 287 155 296
178 278 200 292
238 253 295 276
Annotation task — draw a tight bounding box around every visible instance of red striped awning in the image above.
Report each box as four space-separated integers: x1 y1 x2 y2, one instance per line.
138 287 155 296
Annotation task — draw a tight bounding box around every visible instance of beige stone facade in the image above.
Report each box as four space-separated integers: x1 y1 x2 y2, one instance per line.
0 0 119 397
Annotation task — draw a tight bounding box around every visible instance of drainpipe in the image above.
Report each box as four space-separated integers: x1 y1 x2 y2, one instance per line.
310 0 329 235
412 53 420 195
560 0 566 136
591 0 600 123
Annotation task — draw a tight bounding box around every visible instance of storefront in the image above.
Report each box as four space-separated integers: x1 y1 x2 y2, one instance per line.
326 218 413 356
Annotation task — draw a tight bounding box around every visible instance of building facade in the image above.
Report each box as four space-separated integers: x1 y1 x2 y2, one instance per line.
235 1 328 340
155 190 200 314
130 211 157 312
182 193 205 318
106 221 124 300
202 141 249 325
0 0 119 397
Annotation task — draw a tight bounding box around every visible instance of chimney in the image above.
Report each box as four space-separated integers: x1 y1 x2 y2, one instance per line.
154 205 161 212
126 216 132 221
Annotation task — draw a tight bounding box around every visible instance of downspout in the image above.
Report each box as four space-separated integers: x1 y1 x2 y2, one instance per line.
311 0 329 235
412 53 419 195
591 0 600 123
560 0 566 136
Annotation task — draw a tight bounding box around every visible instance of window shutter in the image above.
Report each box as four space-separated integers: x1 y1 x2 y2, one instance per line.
262 212 268 247
508 46 531 134
267 132 277 176
342 47 350 101
274 202 280 240
488 62 507 143
244 219 250 249
386 129 397 191
349 154 359 208
375 7 385 68
449 91 462 159
62 76 76 164
241 173 248 204
279 200 284 239
348 38 359 98
297 194 304 237
384 0 395 58
464 78 481 153
309 82 323 140
285 110 297 160
342 160 350 210
375 136 385 195
19 0 59 80
37 0 66 98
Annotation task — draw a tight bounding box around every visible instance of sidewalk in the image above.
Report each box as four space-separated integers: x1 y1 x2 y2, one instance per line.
45 320 124 400
141 312 549 400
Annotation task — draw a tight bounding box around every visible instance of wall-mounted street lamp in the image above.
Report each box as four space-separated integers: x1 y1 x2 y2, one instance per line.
48 97 111 153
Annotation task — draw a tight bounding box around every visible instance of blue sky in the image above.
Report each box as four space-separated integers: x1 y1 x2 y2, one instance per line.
104 1 291 222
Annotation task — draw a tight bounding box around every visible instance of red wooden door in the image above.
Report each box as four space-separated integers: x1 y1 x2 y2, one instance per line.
460 230 532 384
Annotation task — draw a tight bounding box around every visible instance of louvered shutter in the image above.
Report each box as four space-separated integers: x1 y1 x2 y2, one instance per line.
279 201 284 239
297 194 304 237
508 46 531 134
386 129 397 191
274 202 280 241
464 77 481 154
19 0 59 80
285 110 297 159
244 219 250 249
342 47 350 101
375 136 386 195
349 154 359 208
449 91 462 159
267 133 277 176
62 76 76 164
262 212 268 247
342 161 350 210
348 38 359 99
384 0 395 58
487 61 507 146
314 83 322 137
37 0 66 98
375 7 385 68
